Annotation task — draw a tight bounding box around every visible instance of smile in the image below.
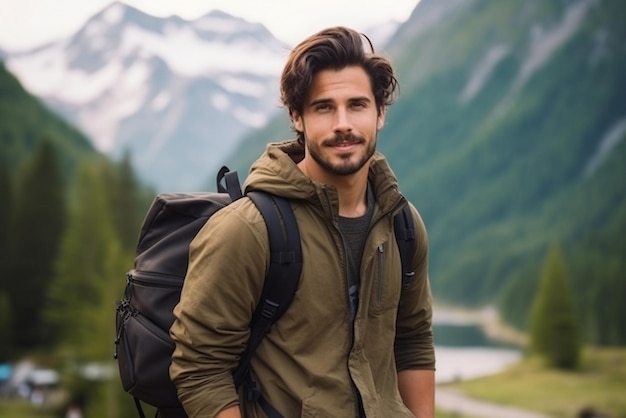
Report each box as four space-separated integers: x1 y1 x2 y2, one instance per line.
330 142 361 152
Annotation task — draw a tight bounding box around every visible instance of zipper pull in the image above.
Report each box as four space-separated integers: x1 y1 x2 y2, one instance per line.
124 272 133 301
113 301 136 358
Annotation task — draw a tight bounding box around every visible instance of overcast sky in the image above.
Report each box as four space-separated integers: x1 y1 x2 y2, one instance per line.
0 0 420 51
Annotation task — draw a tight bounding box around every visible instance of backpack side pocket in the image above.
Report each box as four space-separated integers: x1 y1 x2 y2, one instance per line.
115 301 179 408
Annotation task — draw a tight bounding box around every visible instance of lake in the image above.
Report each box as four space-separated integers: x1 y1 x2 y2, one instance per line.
433 322 523 384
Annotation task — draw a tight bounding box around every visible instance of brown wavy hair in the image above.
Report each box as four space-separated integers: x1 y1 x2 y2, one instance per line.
280 26 399 144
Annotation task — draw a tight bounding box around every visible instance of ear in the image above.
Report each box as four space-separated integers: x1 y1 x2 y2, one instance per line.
377 108 386 130
292 111 304 132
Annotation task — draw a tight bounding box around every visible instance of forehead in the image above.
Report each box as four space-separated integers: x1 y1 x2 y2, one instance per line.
307 66 374 102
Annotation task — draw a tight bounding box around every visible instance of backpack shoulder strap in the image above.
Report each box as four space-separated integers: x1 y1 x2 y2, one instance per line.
233 191 302 389
216 165 244 201
394 204 416 290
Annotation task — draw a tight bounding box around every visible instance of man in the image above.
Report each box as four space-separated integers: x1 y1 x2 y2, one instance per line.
170 26 435 417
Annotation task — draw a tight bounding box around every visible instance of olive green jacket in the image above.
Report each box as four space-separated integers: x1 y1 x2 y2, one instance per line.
170 140 435 417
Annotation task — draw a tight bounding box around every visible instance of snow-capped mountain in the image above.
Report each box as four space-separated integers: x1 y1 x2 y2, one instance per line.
5 2 290 191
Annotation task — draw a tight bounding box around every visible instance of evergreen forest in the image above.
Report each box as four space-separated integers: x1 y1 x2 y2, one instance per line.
0 62 154 416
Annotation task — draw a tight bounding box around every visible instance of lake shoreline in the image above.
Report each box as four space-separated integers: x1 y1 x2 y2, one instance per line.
434 304 528 348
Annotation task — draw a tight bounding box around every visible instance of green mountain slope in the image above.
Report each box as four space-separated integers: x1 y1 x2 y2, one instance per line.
381 0 626 308
0 61 97 179
222 0 626 341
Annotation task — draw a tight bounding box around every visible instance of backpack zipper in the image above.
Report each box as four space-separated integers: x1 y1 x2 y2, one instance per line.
114 301 173 347
113 300 136 359
114 271 178 360
129 270 182 288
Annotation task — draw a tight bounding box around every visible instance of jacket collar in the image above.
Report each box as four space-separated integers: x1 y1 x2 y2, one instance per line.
244 140 406 217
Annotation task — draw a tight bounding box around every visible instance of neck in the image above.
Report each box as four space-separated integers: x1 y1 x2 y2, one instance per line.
298 160 369 218
335 174 368 217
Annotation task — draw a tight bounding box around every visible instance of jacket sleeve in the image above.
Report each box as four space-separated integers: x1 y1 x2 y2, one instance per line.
169 201 268 417
394 203 436 371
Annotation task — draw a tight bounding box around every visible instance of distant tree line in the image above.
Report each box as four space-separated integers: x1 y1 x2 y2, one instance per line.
0 137 151 416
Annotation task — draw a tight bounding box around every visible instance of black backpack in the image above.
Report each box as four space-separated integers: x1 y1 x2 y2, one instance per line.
114 167 416 418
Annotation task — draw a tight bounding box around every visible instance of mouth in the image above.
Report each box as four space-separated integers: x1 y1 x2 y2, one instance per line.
332 141 359 148
325 134 363 149
328 141 361 155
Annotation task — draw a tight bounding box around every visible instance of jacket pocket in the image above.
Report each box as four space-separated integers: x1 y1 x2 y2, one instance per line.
376 245 385 307
371 242 402 315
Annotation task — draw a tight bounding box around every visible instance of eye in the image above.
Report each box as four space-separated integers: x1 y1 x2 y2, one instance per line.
314 103 332 112
350 100 367 109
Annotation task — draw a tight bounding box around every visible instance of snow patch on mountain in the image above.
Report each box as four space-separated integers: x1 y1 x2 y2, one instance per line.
584 117 626 177
514 0 595 90
117 23 285 77
5 2 289 191
460 44 510 104
491 0 596 119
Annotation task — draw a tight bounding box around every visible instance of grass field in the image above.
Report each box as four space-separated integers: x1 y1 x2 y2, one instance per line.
440 346 626 418
0 399 56 418
2 347 625 418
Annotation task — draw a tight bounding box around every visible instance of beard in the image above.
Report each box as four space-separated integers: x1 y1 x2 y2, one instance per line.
306 132 377 176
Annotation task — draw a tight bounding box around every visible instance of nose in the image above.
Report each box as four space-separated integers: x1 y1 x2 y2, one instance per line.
333 107 352 133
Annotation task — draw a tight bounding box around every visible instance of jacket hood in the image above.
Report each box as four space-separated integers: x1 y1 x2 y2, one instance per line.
243 139 406 215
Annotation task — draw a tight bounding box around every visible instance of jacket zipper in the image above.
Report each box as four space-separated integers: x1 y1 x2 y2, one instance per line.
340 221 361 418
376 245 384 305
324 188 407 417
323 188 361 418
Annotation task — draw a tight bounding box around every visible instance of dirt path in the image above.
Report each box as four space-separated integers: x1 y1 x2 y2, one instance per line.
436 387 555 418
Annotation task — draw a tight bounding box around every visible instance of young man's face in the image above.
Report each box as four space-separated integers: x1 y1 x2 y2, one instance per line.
292 65 385 180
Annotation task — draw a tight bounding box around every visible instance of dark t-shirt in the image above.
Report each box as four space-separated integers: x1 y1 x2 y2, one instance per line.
338 186 374 320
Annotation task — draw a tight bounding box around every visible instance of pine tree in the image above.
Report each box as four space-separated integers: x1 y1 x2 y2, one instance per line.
46 161 123 352
6 138 66 349
0 165 12 297
529 244 580 369
0 167 13 360
0 293 12 360
45 160 132 418
106 150 145 251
